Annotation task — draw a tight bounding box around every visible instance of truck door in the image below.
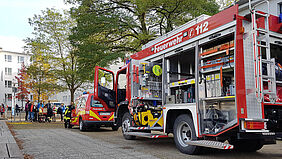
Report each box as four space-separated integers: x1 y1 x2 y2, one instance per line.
94 66 116 108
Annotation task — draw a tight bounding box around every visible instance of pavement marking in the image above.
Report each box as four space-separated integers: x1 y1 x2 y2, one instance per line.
8 122 32 125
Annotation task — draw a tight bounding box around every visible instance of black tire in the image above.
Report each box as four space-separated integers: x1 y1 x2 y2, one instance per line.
229 139 263 152
79 118 87 131
112 125 119 131
173 114 200 155
121 112 136 140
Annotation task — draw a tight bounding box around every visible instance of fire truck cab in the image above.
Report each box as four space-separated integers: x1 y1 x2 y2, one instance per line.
94 0 282 155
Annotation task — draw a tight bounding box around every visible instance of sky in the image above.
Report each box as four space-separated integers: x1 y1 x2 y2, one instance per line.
0 0 72 52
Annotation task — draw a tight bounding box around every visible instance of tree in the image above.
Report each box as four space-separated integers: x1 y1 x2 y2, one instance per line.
24 39 59 103
68 0 219 79
25 8 85 103
217 0 238 9
15 63 30 108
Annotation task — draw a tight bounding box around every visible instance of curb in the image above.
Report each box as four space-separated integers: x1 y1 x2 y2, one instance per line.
0 121 24 159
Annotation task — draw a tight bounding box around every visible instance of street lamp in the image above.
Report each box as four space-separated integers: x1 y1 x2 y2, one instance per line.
12 78 18 121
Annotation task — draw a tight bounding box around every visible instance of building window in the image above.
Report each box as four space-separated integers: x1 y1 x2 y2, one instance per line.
7 94 12 101
5 80 12 88
5 68 12 75
18 56 24 63
5 55 12 62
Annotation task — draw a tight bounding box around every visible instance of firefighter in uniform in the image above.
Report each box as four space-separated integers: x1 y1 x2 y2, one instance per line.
64 102 74 128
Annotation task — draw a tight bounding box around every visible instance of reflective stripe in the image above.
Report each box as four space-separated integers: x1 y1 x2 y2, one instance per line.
108 114 114 121
89 110 101 121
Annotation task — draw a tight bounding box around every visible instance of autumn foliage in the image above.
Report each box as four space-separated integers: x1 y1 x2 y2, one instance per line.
15 63 30 102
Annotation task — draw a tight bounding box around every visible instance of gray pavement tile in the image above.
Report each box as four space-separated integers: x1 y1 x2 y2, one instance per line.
0 144 9 158
6 143 23 158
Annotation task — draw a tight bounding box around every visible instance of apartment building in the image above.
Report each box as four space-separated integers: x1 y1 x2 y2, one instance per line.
0 47 31 109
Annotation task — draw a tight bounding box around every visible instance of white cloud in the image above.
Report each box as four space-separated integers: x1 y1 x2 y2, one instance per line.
0 36 25 53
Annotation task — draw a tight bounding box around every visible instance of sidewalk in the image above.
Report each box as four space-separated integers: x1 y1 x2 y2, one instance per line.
0 121 23 159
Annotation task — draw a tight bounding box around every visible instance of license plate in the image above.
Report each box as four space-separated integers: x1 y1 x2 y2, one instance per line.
99 112 111 116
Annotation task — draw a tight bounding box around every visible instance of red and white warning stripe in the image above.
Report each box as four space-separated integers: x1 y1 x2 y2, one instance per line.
136 97 144 99
223 145 234 149
137 127 146 130
151 135 168 138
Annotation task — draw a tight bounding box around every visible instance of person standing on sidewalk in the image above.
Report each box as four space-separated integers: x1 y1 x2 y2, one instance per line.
0 103 4 117
64 102 74 128
25 101 30 121
31 102 36 121
33 102 38 122
57 104 64 121
28 101 33 121
16 104 19 116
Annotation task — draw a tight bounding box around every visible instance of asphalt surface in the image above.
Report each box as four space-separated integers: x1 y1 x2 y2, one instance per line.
14 128 157 159
11 122 282 159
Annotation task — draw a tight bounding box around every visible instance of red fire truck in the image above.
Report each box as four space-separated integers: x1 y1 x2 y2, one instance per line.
92 0 282 154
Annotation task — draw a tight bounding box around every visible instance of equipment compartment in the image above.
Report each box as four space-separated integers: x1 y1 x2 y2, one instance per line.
166 48 196 104
198 33 236 135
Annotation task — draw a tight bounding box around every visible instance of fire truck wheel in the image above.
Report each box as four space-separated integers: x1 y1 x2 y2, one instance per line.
173 114 200 155
79 118 87 131
122 112 136 140
229 139 263 152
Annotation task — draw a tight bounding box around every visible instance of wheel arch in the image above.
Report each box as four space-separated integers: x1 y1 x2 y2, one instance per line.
116 104 129 126
164 107 198 137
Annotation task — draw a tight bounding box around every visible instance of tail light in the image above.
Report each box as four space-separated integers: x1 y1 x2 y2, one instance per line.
244 121 265 130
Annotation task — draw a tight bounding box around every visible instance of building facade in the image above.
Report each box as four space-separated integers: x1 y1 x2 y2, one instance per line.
0 47 31 109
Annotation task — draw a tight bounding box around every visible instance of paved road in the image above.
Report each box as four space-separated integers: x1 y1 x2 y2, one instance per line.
71 127 282 159
14 125 282 159
15 128 157 159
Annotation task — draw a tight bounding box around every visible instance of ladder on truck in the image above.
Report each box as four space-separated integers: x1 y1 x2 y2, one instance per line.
249 0 276 103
